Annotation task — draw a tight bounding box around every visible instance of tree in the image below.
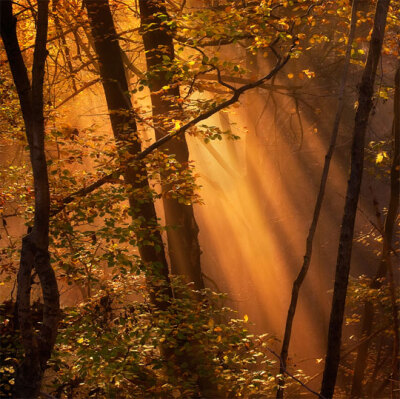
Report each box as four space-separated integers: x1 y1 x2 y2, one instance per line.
138 0 204 290
83 0 172 307
0 1 59 397
83 0 220 395
277 1 359 396
320 0 391 397
351 61 400 399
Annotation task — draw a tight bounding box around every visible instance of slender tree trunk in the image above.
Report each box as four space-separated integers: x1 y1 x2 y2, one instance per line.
276 2 359 397
351 63 399 396
1 1 60 397
138 0 204 290
84 0 173 306
320 1 390 397
351 68 400 398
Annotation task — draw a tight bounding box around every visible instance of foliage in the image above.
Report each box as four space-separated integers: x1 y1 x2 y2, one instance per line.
0 0 399 397
50 279 278 398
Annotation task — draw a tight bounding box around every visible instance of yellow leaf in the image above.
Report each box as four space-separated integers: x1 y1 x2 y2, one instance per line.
302 69 315 78
376 152 384 164
77 337 84 344
244 314 249 323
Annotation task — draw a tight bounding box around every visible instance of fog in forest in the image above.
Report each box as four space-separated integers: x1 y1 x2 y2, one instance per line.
1 1 398 398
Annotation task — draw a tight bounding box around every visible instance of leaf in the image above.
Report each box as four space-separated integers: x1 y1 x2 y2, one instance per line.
244 314 249 323
302 69 315 78
376 152 386 164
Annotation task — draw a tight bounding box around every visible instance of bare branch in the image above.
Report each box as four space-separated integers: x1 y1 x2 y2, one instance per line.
265 345 327 399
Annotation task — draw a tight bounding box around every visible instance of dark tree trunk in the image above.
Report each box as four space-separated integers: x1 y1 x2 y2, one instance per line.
84 0 173 306
84 2 220 395
1 1 60 397
351 63 400 399
138 0 204 290
320 1 390 397
277 2 359 397
387 67 400 392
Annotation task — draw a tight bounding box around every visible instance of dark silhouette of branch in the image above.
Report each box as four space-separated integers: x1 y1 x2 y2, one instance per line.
51 44 295 216
265 345 327 399
276 1 359 397
55 78 100 109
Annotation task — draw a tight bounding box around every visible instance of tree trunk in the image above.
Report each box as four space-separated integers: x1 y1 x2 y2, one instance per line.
351 74 399 396
277 2 359 397
351 63 400 399
84 0 173 306
138 0 204 290
387 69 400 393
84 2 221 395
1 1 60 397
320 1 390 397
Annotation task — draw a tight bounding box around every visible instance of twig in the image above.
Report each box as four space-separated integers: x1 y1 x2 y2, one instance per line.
265 346 327 399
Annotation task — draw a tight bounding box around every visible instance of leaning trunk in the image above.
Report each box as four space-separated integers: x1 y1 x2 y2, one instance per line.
84 0 172 306
320 1 390 397
84 2 220 395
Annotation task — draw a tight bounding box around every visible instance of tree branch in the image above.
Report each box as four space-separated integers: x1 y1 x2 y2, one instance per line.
51 43 295 216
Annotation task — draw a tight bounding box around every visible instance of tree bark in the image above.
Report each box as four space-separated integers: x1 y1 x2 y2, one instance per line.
350 63 400 399
1 1 60 397
138 0 204 290
84 3 224 395
320 1 390 397
276 2 359 397
387 71 400 393
84 0 173 307
351 64 399 397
